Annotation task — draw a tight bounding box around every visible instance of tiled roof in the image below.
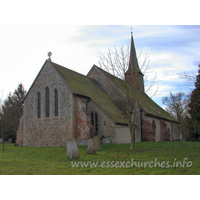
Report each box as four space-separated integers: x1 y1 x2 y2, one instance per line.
98 67 178 122
51 62 128 124
51 61 178 123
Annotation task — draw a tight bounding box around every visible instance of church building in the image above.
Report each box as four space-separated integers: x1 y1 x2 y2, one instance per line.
16 34 180 147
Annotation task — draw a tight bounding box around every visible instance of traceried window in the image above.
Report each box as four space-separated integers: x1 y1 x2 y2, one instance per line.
37 92 41 118
45 87 50 117
55 89 58 117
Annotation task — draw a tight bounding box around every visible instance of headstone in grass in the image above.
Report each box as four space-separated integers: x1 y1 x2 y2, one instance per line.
92 136 100 151
101 137 111 144
66 138 80 159
86 138 96 154
8 138 12 143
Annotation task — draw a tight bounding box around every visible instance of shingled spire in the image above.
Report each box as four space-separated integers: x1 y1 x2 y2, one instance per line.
125 32 144 93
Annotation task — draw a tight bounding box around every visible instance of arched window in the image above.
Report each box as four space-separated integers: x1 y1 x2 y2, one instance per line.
37 92 41 118
152 120 156 137
45 87 50 117
95 112 98 136
55 89 58 117
91 112 94 126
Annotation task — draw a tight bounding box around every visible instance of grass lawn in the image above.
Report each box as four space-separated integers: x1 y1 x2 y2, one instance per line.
0 141 200 175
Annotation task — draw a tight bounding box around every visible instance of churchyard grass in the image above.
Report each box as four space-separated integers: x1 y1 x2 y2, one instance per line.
0 141 200 175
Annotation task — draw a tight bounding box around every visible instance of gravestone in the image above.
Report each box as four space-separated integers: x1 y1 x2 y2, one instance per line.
92 136 100 151
101 137 112 144
66 138 80 159
0 139 2 143
8 138 12 143
86 138 96 154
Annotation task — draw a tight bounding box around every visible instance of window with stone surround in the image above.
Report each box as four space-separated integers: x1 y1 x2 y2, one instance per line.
45 87 50 117
55 89 58 117
37 92 41 118
91 112 94 126
95 112 98 136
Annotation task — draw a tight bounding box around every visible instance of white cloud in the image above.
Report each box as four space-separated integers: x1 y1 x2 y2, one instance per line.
0 25 199 108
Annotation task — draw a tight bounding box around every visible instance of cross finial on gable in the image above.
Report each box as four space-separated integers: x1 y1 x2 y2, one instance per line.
48 52 52 61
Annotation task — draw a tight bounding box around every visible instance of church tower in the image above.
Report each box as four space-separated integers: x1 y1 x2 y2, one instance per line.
125 32 144 93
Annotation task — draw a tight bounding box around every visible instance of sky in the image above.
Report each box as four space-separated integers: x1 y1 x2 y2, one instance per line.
0 25 199 107
0 1 199 109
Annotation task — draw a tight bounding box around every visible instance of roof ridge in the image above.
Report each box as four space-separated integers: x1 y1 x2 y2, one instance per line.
51 61 177 123
94 65 178 122
97 65 140 91
51 61 128 124
51 61 97 82
95 65 125 82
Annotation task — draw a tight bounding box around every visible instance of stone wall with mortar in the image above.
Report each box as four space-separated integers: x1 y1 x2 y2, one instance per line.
115 124 130 144
125 72 144 93
142 116 173 142
74 96 92 145
144 117 160 142
87 100 115 143
142 117 155 142
160 119 170 141
24 61 74 147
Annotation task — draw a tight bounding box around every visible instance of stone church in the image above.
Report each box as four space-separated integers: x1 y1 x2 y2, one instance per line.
16 34 180 147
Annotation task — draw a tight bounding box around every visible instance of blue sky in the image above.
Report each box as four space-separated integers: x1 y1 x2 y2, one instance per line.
0 25 199 107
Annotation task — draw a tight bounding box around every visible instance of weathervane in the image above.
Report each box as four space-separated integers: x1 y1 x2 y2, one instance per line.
48 52 52 61
131 27 133 35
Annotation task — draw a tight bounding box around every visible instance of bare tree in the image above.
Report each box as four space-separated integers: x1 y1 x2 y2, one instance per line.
98 41 158 150
178 71 196 86
98 47 158 97
162 92 190 144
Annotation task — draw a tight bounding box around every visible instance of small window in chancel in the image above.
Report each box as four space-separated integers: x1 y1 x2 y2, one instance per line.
45 87 50 117
55 89 58 117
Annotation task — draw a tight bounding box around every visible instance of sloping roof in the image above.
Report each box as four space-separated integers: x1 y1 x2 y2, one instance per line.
97 67 178 122
52 61 177 123
51 62 128 124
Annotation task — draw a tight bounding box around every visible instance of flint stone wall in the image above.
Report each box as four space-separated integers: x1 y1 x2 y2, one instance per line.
24 61 74 147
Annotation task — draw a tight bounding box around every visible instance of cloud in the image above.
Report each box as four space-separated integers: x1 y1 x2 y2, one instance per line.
0 25 199 108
